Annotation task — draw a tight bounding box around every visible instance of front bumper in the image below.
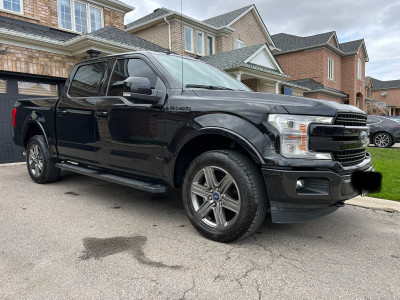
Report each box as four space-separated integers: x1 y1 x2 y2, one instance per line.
262 157 373 223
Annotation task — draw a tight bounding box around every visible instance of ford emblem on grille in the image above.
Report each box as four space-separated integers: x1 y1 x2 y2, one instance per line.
360 131 368 144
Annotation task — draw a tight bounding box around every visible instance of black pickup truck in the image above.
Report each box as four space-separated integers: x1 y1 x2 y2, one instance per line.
13 51 376 242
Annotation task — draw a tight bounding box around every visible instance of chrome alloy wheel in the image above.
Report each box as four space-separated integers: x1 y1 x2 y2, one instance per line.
374 133 390 147
190 166 241 229
28 143 43 177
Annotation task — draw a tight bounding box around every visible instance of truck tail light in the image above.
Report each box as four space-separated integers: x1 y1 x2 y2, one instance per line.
12 108 17 127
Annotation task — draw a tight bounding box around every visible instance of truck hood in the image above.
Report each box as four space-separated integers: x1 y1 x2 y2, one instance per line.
192 89 364 116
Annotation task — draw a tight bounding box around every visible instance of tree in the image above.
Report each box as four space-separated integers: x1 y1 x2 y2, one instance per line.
365 102 389 115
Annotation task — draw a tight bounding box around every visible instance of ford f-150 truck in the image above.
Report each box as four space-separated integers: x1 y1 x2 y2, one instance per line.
13 51 377 242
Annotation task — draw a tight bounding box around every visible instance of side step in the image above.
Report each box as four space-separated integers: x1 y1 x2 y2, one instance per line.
56 163 168 193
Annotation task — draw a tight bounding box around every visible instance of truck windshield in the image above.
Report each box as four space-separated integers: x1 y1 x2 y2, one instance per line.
154 54 251 92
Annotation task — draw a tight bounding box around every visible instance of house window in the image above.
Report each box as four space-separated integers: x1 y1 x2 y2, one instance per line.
57 0 103 33
74 1 88 33
234 39 245 49
197 31 204 56
328 58 334 80
207 36 214 55
18 82 58 97
0 79 6 93
90 6 102 31
358 58 362 79
1 0 22 13
184 26 193 52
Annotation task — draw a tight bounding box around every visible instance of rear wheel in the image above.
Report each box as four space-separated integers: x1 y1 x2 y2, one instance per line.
373 133 392 148
182 150 267 243
26 135 60 183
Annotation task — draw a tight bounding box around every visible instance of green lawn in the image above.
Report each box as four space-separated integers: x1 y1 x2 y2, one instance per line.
367 147 400 201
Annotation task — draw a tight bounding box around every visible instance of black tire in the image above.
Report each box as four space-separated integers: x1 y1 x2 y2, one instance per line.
373 132 392 148
26 135 60 184
182 150 268 243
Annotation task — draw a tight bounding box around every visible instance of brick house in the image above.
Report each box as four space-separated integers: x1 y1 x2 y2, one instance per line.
0 0 169 163
271 32 369 110
365 77 400 116
125 5 309 96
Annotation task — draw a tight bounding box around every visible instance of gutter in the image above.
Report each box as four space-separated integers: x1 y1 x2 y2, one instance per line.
304 88 347 98
163 16 171 50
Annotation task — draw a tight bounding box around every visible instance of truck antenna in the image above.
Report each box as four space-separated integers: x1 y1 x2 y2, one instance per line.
180 0 184 95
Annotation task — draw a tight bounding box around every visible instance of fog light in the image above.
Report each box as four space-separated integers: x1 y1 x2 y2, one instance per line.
296 179 305 190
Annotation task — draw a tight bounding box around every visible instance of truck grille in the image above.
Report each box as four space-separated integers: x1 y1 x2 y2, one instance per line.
333 149 366 167
335 113 367 127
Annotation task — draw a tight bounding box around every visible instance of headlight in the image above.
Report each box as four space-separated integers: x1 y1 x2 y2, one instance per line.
268 114 333 160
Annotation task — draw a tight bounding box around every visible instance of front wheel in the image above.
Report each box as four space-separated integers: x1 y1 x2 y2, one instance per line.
26 135 60 183
373 133 392 148
182 150 267 243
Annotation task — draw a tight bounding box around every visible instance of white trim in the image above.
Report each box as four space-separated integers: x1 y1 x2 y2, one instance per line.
87 0 133 13
172 19 218 37
328 58 334 80
196 30 204 56
184 25 193 53
243 44 283 73
234 39 245 49
0 0 23 14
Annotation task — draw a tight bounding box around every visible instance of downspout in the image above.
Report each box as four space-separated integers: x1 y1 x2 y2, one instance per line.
164 16 171 50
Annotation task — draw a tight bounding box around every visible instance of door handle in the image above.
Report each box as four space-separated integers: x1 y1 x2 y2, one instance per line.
58 108 67 116
96 110 109 118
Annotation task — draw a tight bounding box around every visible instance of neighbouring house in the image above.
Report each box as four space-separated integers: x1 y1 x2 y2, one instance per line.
0 0 169 164
125 5 309 96
271 31 369 110
365 76 400 116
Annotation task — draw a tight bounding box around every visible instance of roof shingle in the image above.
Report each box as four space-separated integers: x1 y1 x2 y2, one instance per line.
88 26 168 52
199 44 264 68
202 5 253 27
288 78 347 96
125 8 172 29
339 39 364 54
0 15 77 42
371 78 400 90
271 31 335 52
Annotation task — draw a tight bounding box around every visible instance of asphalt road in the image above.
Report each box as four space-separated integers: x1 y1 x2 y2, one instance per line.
1 165 399 299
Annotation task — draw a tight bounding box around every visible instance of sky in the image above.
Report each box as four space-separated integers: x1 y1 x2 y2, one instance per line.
122 0 400 81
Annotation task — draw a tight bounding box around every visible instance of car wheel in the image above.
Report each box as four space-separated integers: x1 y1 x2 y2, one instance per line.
373 133 392 148
26 135 60 183
182 150 267 243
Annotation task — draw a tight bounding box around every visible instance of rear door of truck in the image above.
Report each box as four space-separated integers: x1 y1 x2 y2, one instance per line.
56 61 107 164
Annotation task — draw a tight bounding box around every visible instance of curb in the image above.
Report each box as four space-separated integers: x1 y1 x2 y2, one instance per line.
0 162 26 167
347 196 400 212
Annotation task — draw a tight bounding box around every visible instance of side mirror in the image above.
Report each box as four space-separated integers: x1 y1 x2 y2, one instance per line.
123 77 163 104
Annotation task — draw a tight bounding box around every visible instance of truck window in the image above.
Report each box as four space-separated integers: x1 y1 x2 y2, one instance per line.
108 59 158 96
69 62 106 97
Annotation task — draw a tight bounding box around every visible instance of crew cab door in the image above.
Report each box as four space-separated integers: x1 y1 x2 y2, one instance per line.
56 61 106 164
94 57 166 178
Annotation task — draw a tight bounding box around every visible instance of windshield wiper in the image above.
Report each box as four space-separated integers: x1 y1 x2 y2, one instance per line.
185 84 234 91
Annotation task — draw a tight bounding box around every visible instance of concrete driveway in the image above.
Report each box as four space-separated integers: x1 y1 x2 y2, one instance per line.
1 165 399 299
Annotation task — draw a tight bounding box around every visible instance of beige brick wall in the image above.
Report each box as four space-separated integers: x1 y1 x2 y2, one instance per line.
0 43 78 78
372 88 400 108
133 23 170 50
305 93 343 103
219 10 269 52
0 0 124 30
103 8 125 30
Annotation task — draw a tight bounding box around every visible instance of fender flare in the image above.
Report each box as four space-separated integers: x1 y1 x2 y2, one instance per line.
23 112 50 148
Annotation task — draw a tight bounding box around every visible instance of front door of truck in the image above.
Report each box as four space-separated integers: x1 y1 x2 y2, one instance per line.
56 62 106 164
94 58 165 178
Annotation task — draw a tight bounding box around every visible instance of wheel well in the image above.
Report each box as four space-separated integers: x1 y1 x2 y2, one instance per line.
24 123 44 149
174 134 259 188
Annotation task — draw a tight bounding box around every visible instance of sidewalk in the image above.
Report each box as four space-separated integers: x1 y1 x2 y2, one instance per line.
347 196 400 212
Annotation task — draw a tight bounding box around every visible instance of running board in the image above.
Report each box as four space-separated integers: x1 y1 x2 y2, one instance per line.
56 163 168 193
